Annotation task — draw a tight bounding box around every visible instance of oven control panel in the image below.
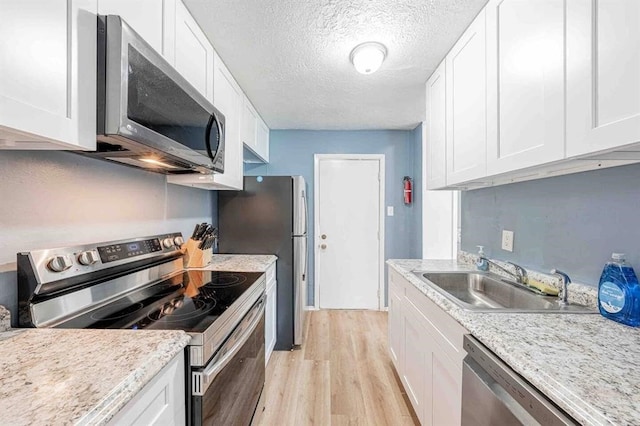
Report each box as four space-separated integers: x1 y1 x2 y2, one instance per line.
97 238 163 263
20 232 184 286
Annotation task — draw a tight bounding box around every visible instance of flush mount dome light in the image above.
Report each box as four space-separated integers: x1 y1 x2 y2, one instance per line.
350 42 387 74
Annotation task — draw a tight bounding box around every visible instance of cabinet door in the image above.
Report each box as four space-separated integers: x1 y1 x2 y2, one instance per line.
173 0 214 101
255 116 270 162
109 353 185 425
431 349 463 426
212 51 243 190
97 0 175 62
265 280 277 365
241 97 258 150
486 0 565 175
566 0 640 157
0 0 97 150
425 61 447 189
388 286 403 371
402 311 427 425
446 10 488 185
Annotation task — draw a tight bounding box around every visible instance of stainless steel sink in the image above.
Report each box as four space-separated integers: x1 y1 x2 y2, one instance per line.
413 271 596 313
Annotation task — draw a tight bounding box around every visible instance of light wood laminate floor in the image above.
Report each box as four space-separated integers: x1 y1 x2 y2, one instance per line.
255 310 419 425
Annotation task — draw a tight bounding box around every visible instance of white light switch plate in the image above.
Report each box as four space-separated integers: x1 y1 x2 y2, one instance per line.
387 206 394 216
502 230 514 252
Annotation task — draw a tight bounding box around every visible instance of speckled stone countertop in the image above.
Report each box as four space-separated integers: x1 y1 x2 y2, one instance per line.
0 326 190 426
203 254 277 272
387 259 640 426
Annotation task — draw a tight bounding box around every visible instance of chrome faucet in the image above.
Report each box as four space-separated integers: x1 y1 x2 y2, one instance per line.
480 257 528 284
551 269 572 305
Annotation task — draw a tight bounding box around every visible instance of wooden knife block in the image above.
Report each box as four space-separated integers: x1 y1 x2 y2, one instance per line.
181 238 212 269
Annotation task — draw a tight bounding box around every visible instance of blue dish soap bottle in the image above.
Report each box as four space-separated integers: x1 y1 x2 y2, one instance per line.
598 253 640 327
476 246 489 271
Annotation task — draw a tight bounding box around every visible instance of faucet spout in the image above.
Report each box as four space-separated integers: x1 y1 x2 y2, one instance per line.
480 257 527 284
551 269 572 305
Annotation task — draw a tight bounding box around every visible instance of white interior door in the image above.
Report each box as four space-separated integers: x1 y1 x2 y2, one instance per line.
316 156 383 310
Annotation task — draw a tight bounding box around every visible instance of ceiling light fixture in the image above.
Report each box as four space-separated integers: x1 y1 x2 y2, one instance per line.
350 42 387 75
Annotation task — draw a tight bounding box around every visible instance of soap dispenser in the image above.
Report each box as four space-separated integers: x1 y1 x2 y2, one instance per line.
476 246 489 271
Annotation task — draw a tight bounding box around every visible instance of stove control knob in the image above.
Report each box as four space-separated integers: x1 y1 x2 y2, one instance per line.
173 236 184 247
78 250 99 266
47 255 73 273
162 238 175 249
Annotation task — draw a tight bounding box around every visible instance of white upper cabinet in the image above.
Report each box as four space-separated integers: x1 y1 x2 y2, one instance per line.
172 0 214 102
0 0 97 150
445 10 487 185
241 97 259 151
241 96 270 163
97 0 175 63
255 116 270 163
211 52 243 189
167 50 243 190
425 61 447 189
566 0 640 157
486 0 565 175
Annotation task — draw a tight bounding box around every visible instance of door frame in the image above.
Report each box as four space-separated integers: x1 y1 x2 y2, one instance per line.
313 154 386 310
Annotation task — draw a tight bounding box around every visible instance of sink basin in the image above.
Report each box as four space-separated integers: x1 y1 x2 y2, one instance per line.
413 272 596 313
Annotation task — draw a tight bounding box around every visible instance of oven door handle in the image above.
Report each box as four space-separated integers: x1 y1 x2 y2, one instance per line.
192 295 265 396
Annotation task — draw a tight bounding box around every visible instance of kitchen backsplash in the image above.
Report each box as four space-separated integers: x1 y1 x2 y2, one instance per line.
0 151 215 325
461 162 640 287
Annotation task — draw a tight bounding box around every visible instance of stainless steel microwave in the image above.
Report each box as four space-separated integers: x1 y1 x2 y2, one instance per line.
92 15 224 175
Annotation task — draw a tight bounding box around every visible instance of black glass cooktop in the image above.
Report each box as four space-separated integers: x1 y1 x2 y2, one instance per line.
57 270 264 333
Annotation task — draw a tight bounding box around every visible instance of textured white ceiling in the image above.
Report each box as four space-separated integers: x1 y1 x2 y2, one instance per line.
184 0 488 130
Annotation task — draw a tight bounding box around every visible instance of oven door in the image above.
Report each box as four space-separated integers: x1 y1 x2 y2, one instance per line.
191 295 265 426
98 15 225 173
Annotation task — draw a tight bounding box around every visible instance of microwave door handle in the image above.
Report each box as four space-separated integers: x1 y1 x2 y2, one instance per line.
205 113 218 161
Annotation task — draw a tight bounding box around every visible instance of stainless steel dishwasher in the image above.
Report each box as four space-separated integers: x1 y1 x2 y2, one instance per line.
461 335 578 426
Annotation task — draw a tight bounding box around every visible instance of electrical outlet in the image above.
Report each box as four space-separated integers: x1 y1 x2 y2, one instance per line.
501 230 514 252
387 206 394 216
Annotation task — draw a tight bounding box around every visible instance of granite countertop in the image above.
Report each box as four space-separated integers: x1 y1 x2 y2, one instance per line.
203 254 277 272
388 259 640 426
0 315 190 426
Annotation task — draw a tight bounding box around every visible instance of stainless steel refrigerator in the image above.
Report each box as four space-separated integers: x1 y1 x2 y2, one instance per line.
218 176 307 350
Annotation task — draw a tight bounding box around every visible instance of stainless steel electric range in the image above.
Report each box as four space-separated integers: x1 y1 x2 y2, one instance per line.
17 232 266 426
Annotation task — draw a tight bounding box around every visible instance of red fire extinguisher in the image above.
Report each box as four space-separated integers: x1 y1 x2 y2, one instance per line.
403 176 413 205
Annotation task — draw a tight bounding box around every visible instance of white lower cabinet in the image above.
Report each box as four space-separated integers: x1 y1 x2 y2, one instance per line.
388 283 403 371
109 352 186 426
388 269 468 425
265 263 277 365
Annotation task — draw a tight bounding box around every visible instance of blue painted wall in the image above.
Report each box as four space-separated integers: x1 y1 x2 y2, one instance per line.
245 129 420 305
461 163 640 287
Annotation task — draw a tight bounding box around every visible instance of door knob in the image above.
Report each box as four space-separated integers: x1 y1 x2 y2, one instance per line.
321 234 327 239
321 244 327 249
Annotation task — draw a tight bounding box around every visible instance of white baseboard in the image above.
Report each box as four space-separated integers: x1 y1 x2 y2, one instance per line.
304 305 318 311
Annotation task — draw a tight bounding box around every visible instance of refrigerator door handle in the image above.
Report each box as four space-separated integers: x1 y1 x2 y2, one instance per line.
302 190 308 236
